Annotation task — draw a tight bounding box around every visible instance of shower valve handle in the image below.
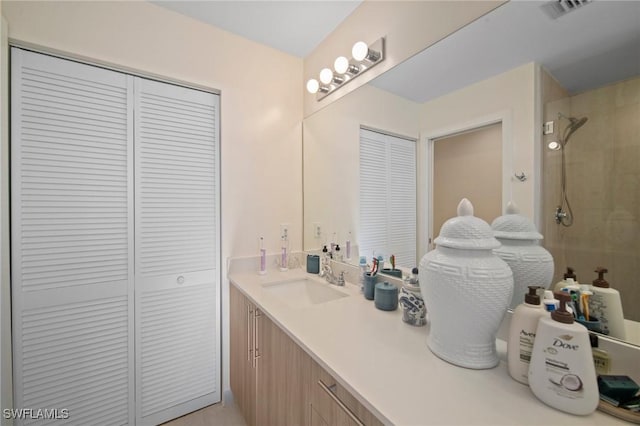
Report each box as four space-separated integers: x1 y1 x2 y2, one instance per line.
554 206 568 224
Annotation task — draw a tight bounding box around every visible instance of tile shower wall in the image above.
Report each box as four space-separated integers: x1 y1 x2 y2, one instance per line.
543 76 640 322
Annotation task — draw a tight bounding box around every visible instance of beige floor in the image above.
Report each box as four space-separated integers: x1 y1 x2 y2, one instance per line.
162 402 247 426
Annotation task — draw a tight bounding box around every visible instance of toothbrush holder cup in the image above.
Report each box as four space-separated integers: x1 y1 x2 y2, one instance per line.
364 273 377 300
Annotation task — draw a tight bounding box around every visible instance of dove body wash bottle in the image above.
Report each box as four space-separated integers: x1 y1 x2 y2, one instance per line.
528 292 598 415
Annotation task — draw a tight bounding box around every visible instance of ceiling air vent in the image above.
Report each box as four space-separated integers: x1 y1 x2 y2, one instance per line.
542 0 592 19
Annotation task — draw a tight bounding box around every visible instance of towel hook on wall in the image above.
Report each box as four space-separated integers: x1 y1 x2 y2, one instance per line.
514 172 527 182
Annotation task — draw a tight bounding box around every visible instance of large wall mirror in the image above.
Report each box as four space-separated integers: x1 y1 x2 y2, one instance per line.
303 1 640 346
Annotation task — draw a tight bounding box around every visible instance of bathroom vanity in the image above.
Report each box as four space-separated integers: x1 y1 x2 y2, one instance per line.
229 265 626 425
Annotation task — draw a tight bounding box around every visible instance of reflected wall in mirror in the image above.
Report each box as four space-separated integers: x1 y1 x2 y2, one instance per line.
302 1 640 345
542 76 640 327
303 84 420 266
432 123 503 237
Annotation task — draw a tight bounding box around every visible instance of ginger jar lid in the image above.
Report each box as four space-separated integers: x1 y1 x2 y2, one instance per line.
433 198 501 250
491 201 543 241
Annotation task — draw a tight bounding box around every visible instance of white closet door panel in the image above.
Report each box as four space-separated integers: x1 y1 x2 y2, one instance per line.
135 78 217 278
359 129 388 259
134 77 220 424
388 137 417 267
11 49 134 425
359 128 417 265
20 297 129 426
139 283 217 417
13 50 131 293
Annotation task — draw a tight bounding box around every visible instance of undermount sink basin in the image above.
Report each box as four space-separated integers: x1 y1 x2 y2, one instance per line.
262 278 349 308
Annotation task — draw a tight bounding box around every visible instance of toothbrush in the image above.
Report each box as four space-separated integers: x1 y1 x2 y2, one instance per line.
390 254 396 270
570 290 583 320
582 291 592 321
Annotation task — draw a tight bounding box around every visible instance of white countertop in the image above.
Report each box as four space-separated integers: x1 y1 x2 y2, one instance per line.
229 267 627 426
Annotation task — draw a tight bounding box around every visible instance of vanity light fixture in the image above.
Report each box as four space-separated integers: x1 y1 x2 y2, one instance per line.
319 68 334 85
306 79 320 94
334 56 350 74
352 41 381 62
335 56 360 76
306 37 385 101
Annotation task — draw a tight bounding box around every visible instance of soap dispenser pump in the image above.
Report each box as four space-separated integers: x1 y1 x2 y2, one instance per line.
334 244 342 262
528 292 599 415
589 267 626 339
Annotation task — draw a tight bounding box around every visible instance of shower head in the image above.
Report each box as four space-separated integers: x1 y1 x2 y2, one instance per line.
561 116 588 146
568 116 588 129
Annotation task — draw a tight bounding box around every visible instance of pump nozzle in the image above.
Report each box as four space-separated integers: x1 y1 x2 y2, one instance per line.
592 267 609 288
525 286 541 305
564 266 577 281
552 292 575 324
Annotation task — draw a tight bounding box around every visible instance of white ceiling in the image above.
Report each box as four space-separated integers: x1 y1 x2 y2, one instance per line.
151 0 362 58
372 0 640 102
153 0 640 103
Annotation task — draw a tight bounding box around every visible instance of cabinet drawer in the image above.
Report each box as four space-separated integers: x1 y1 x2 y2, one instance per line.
311 406 329 426
310 360 383 426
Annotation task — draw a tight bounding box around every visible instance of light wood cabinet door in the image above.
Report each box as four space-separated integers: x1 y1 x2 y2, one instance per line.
231 283 383 426
256 312 311 426
230 285 257 426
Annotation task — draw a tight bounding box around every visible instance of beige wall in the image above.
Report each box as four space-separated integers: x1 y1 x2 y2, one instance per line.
543 76 640 322
303 84 420 252
303 1 505 117
1 0 303 403
420 62 539 227
433 123 502 236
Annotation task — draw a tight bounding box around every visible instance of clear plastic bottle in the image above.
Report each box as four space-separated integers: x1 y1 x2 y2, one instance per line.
359 256 368 293
258 236 267 275
279 235 288 272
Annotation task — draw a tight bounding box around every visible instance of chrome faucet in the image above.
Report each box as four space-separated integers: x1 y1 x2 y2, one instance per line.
320 260 345 286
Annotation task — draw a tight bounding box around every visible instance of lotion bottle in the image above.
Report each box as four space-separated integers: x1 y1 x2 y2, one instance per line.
528 292 599 415
553 267 578 292
589 267 626 339
508 286 547 385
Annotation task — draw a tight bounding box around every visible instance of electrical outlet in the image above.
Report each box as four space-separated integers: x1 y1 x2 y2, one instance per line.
313 223 321 239
543 121 554 135
280 223 289 240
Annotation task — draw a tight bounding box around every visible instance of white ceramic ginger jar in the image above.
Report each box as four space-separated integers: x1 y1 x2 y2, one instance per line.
419 198 513 369
491 201 554 310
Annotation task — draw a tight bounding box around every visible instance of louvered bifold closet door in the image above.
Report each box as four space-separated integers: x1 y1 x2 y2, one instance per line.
134 77 220 425
11 49 134 425
359 128 417 267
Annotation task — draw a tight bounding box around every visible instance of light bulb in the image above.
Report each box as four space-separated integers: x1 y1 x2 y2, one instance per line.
319 68 333 85
306 79 319 94
334 56 349 74
352 41 369 61
548 141 561 151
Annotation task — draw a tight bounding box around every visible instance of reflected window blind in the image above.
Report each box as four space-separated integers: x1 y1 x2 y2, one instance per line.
359 128 416 267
